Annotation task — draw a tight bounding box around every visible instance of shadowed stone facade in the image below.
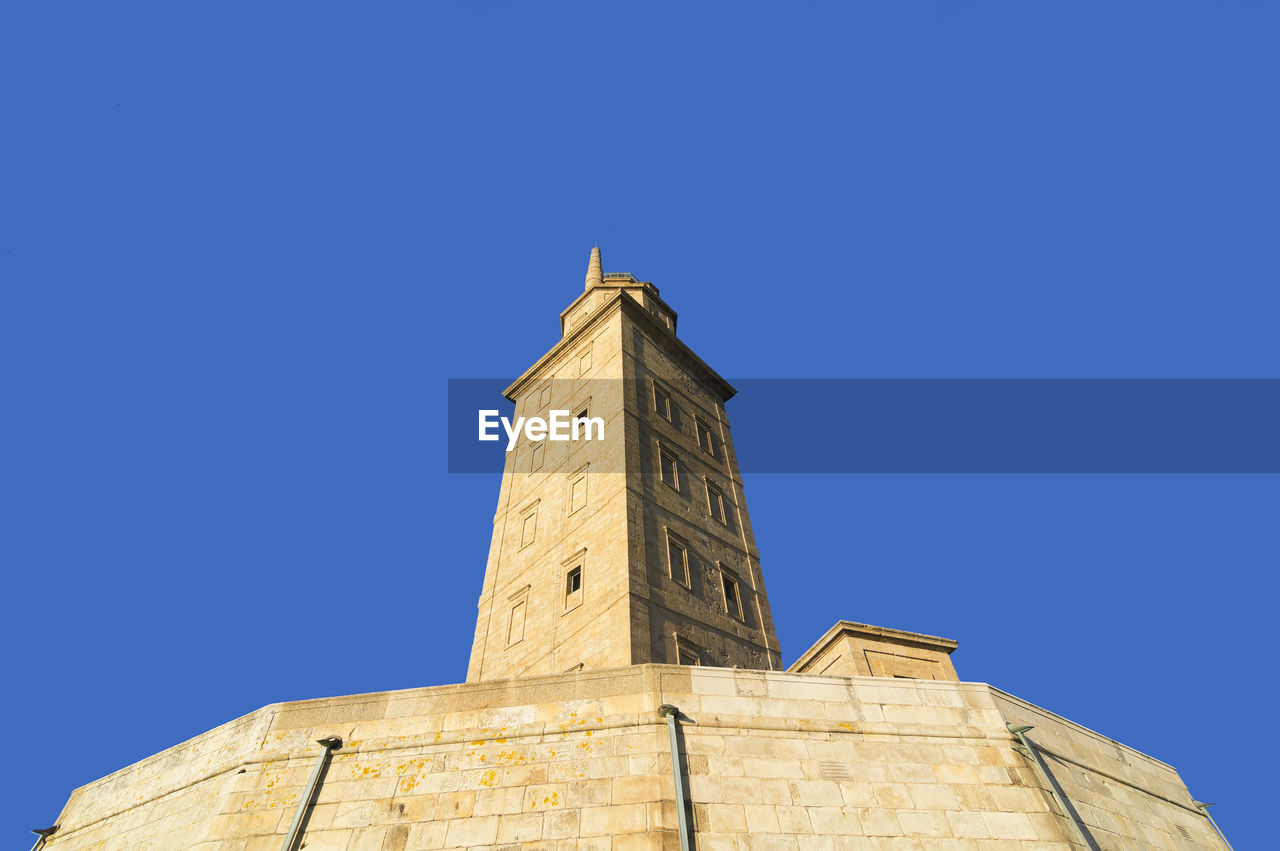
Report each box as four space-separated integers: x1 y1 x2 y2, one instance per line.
40 249 1228 849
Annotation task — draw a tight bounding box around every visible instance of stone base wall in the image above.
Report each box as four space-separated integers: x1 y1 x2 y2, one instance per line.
48 666 1223 849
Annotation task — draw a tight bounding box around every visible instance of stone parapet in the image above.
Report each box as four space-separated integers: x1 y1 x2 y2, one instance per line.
48 666 1222 849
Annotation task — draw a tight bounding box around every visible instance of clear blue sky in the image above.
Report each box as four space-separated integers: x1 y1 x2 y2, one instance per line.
2 2 1276 846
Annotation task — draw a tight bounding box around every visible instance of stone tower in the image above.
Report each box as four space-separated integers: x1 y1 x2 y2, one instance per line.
43 246 1230 850
467 247 783 681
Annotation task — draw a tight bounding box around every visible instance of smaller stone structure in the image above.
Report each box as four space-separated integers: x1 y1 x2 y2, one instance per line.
790 621 960 682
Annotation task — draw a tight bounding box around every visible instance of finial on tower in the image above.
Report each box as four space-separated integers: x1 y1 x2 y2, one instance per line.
584 245 603 289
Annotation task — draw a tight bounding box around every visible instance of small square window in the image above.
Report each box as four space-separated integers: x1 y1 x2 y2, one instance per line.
722 571 742 620
654 384 672 422
696 419 716 457
706 481 726 524
667 533 689 586
660 450 679 490
566 566 582 595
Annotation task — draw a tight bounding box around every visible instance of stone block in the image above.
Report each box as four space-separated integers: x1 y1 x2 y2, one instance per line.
981 811 1039 841
580 802 648 836
706 803 748 833
496 812 544 843
443 813 500 845
896 809 952 838
857 807 904 837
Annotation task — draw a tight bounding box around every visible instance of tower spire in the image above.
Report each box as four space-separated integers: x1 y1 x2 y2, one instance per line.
584 245 603 289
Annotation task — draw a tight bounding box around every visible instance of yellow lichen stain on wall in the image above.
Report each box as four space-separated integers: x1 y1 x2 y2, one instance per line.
550 760 588 782
478 769 498 787
392 758 429 794
395 759 428 777
529 791 560 809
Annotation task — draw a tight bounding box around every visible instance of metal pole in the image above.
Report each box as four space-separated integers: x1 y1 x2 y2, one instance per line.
659 705 691 851
1193 801 1233 850
1007 724 1094 850
280 736 342 851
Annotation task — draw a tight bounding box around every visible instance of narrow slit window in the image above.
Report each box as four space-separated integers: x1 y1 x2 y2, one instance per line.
654 384 671 421
508 600 527 645
696 419 716 457
520 509 537 547
566 566 582 595
660 449 679 490
722 571 742 619
667 534 689 586
572 409 602 441
706 481 726 524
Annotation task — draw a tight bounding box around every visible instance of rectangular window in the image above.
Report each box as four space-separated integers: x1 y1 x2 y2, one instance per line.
520 506 538 548
577 345 592 374
508 600 526 645
561 548 587 611
570 475 587 514
654 384 671 421
722 570 742 620
696 418 716 457
572 408 603 441
676 641 700 666
530 442 544 472
666 533 689 586
538 384 552 409
660 448 679 490
706 481 726 524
